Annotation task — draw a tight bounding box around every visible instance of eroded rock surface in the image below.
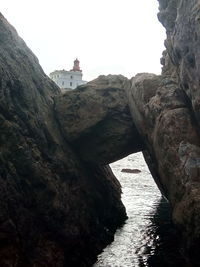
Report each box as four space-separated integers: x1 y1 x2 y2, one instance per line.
0 13 127 267
157 0 200 261
55 75 144 164
126 73 200 260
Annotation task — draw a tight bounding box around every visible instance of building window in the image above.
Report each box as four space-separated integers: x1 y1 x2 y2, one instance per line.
70 82 72 87
62 81 64 86
71 75 73 79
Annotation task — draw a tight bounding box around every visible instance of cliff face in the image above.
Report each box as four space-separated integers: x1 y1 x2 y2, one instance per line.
0 13 127 266
158 0 200 259
125 0 200 262
112 1 200 260
126 73 200 260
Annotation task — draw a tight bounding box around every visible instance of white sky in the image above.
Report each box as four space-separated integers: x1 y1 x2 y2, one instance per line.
1 0 166 81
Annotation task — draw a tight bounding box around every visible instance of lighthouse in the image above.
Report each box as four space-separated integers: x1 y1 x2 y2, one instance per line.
71 58 81 72
49 59 87 91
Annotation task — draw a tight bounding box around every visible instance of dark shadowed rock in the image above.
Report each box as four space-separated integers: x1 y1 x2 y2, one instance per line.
0 13 127 267
121 168 141 174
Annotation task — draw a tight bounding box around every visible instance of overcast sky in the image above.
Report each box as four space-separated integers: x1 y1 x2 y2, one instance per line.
1 0 166 81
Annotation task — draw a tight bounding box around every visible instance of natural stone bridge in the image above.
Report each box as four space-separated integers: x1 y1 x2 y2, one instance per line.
55 72 200 239
1 0 200 265
55 75 144 165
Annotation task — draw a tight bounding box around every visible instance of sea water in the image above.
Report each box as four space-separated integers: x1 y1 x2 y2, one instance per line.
93 152 186 267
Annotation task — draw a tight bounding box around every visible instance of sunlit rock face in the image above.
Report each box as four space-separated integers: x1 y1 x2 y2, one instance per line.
0 13 127 267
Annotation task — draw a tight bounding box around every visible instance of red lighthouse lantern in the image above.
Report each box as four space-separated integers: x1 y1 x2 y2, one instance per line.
71 58 82 72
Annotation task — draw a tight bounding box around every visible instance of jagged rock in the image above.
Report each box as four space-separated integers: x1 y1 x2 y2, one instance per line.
156 0 200 262
0 13 127 266
126 71 200 263
120 0 200 262
55 75 144 164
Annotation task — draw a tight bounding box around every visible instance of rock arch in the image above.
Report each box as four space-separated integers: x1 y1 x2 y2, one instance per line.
1 0 200 264
55 68 200 265
54 75 145 165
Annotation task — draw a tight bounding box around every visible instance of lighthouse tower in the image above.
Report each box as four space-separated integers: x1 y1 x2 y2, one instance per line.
71 58 82 72
49 58 87 90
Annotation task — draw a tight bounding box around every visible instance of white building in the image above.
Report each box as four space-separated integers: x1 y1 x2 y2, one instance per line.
49 59 87 90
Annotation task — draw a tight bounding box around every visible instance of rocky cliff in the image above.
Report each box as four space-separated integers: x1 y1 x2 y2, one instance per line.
123 0 200 263
0 13 128 266
157 0 200 261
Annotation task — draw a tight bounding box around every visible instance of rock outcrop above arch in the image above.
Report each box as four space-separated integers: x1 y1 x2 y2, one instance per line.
55 75 144 165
